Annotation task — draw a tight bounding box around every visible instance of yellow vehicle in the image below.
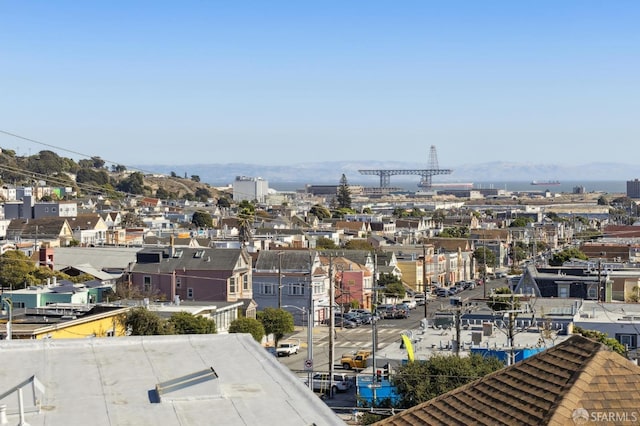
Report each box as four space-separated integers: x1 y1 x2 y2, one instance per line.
340 350 371 370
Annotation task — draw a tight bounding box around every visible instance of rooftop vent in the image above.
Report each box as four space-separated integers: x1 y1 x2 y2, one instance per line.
152 367 220 403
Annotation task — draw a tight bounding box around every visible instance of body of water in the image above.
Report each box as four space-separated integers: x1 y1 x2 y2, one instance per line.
267 180 627 194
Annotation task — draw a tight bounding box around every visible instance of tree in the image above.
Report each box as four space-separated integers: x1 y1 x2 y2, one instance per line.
90 156 106 168
155 187 171 199
309 204 331 220
344 239 374 251
120 307 172 335
111 164 127 173
27 150 67 175
168 312 217 334
509 217 533 228
191 175 201 182
597 195 609 206
238 207 254 246
626 286 640 303
392 353 503 409
573 326 626 355
331 207 355 219
439 227 469 238
195 187 211 201
473 247 497 269
122 212 144 227
217 197 231 208
229 317 265 342
76 168 110 186
116 172 145 194
487 287 519 312
0 251 38 289
192 211 213 228
258 308 294 346
549 247 588 266
377 273 406 300
392 207 408 218
382 282 406 299
336 174 352 209
315 237 338 249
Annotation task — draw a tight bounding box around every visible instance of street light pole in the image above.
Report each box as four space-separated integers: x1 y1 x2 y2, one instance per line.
2 298 12 340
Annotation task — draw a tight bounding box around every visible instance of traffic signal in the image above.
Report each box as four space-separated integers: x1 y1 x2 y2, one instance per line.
376 369 382 382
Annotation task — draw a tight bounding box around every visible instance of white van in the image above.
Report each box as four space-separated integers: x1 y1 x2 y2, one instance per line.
306 372 353 394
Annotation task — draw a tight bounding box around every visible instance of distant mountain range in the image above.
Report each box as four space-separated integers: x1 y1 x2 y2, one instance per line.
136 161 640 187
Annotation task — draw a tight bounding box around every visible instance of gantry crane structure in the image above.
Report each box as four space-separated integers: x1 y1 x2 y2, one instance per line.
358 145 452 189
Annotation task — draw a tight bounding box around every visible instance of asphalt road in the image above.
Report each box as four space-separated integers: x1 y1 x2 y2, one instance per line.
276 278 509 411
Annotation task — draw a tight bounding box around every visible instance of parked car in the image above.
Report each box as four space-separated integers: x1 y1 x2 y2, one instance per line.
436 287 449 297
340 350 371 370
276 340 300 357
414 293 427 304
394 304 410 318
375 304 396 319
305 372 353 394
343 312 363 325
401 299 417 310
321 315 357 328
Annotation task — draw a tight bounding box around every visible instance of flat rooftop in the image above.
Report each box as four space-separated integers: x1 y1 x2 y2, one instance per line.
0 334 343 426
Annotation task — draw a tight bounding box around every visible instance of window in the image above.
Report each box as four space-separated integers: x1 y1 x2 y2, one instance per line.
558 285 569 298
262 284 275 295
289 283 305 296
187 288 194 299
243 274 249 291
229 277 236 293
176 277 181 289
587 285 598 299
616 333 637 349
143 276 152 293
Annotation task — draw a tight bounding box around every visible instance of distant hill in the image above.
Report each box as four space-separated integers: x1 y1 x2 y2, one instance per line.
136 161 640 187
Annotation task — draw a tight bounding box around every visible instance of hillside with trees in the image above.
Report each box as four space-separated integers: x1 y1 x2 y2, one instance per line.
0 148 222 201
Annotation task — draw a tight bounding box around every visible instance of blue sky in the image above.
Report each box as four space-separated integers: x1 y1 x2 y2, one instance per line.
2 1 639 168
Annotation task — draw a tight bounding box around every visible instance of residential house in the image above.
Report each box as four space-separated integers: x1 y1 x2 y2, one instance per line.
0 304 130 339
252 250 326 325
581 241 638 263
333 257 372 311
52 246 140 280
147 300 245 334
335 221 371 240
1 276 115 308
0 218 11 239
373 335 640 426
32 201 77 219
129 246 255 317
101 211 123 228
68 213 109 246
514 265 602 300
6 217 74 250
139 197 163 211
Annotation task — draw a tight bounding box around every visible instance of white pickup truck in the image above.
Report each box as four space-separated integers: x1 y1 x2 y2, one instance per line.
276 340 300 357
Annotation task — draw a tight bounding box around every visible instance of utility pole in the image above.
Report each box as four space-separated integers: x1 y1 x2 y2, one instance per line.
306 252 314 391
328 255 335 399
278 252 283 309
422 245 428 321
483 231 487 299
371 252 378 405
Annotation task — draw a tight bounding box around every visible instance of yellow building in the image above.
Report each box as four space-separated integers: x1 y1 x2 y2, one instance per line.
0 305 130 340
